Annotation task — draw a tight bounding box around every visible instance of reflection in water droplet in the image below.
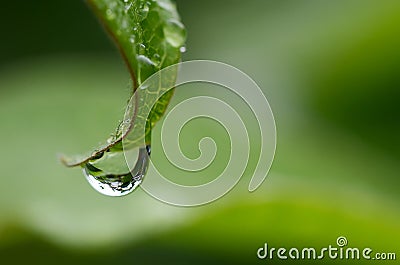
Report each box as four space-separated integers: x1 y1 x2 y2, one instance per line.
83 146 150 197
91 150 104 160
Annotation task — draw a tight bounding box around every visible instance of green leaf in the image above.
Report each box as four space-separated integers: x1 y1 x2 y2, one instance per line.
60 0 186 167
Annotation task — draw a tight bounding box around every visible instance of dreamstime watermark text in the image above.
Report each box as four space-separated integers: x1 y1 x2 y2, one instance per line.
257 236 396 261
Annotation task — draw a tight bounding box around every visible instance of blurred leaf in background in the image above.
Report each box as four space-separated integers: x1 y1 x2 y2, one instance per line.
0 0 399 264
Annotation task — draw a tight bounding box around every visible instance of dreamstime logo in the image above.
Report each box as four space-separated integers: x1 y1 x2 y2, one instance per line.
336 236 348 247
257 236 397 261
122 60 276 206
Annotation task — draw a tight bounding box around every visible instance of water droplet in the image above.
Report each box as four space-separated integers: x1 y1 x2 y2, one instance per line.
163 19 186 48
157 0 174 12
139 82 150 90
139 4 150 20
106 9 116 20
83 146 150 197
137 55 156 67
151 55 161 66
180 46 187 53
137 43 146 54
124 2 133 12
121 19 128 29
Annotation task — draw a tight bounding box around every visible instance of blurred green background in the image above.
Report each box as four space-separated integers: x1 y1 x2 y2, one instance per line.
0 0 399 264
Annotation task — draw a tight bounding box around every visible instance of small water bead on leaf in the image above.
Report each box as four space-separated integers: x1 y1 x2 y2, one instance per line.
180 46 186 53
124 0 133 11
139 3 150 20
124 3 132 13
137 43 146 54
106 9 116 20
157 0 176 13
137 55 157 82
121 19 129 30
163 19 186 48
151 53 161 66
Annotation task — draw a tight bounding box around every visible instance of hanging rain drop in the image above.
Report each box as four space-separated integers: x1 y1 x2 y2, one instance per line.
83 146 150 197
